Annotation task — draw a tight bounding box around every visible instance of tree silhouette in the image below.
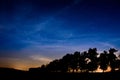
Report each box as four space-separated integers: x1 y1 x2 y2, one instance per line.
71 51 80 72
86 48 98 72
108 48 117 72
37 48 120 73
99 51 109 72
79 51 88 72
46 59 60 72
60 54 73 72
40 64 46 72
116 55 120 70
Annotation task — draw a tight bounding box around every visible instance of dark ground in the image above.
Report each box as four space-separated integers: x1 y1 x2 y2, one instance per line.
0 68 120 80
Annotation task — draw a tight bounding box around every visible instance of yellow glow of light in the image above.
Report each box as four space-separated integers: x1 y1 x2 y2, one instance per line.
96 66 111 73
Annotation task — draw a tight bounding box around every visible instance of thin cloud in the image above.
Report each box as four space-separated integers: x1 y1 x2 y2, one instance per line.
97 42 115 48
30 55 52 63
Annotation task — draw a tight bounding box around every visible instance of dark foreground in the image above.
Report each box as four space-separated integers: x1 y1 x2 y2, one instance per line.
0 68 120 80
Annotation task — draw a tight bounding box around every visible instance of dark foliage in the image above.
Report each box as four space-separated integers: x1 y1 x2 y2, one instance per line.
33 48 120 73
1 48 120 80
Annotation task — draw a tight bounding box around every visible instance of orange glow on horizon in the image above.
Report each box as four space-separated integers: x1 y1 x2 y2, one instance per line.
0 57 114 72
96 66 111 73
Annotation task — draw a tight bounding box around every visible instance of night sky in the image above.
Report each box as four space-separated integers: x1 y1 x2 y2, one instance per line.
0 0 120 70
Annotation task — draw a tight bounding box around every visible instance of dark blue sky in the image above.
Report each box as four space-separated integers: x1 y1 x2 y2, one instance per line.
0 0 120 70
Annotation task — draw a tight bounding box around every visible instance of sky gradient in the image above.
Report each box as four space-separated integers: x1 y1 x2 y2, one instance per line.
0 0 120 70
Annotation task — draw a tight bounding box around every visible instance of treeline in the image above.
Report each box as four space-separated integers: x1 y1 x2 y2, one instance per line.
29 48 120 73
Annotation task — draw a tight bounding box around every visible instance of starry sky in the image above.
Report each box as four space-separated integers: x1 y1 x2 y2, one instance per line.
0 0 120 70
